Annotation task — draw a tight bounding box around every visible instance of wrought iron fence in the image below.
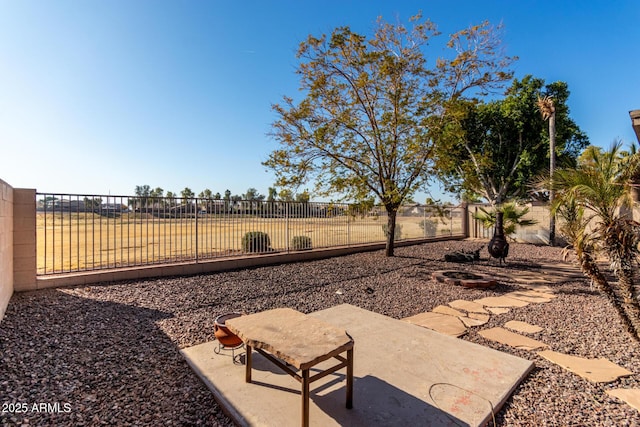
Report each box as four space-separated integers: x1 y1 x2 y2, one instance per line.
36 193 465 275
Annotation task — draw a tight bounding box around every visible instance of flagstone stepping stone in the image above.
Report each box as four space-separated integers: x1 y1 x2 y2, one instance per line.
505 291 553 304
432 305 465 317
504 320 543 334
508 272 552 284
403 312 467 337
514 289 557 299
467 312 491 322
459 315 490 328
432 305 490 328
537 350 633 383
474 296 530 308
479 327 549 350
448 299 489 314
486 307 510 315
606 389 640 412
518 283 555 293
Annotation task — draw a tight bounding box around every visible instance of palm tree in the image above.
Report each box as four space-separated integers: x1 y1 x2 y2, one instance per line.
550 142 640 342
473 202 538 239
537 95 556 245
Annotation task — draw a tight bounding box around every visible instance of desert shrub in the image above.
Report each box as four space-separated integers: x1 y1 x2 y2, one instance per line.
241 231 272 253
419 219 438 237
291 235 312 251
382 223 402 241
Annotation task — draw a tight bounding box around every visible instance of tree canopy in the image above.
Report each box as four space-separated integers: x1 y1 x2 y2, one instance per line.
436 75 588 205
264 13 515 255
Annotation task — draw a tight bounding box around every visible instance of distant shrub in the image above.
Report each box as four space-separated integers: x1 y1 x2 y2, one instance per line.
382 223 402 241
291 235 312 251
419 219 438 237
242 231 272 253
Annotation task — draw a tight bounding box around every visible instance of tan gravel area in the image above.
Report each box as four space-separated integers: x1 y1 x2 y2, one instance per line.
1 241 639 426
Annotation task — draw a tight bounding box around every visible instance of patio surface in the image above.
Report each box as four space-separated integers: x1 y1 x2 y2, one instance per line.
181 303 534 427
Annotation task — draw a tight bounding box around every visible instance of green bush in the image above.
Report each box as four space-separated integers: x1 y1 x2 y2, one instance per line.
241 231 272 253
382 223 402 241
291 235 312 251
419 219 438 237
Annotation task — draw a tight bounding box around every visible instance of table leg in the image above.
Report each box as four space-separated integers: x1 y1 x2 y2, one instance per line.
346 347 353 409
245 345 252 383
302 368 310 427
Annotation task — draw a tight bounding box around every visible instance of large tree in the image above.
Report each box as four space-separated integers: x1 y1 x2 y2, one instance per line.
264 13 515 256
436 75 588 205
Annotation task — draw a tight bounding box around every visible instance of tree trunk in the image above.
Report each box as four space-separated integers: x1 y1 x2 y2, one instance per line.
385 208 398 257
616 265 640 339
578 251 640 342
548 112 556 246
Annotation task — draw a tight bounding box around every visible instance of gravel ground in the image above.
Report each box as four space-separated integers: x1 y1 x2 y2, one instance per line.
1 240 639 426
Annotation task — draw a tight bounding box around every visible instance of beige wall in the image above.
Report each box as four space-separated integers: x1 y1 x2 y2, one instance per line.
13 189 36 292
0 179 14 323
0 183 37 323
468 202 640 244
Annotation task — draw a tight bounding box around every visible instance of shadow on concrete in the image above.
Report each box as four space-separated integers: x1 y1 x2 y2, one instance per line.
315 374 466 427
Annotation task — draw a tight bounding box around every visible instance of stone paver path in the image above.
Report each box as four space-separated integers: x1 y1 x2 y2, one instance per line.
432 305 465 317
486 307 510 315
473 296 530 308
479 327 549 351
505 291 553 304
402 258 639 413
403 311 467 337
504 320 543 334
447 299 489 314
538 350 633 383
606 389 640 411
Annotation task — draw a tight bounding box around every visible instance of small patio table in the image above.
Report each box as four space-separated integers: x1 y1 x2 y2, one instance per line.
225 307 354 427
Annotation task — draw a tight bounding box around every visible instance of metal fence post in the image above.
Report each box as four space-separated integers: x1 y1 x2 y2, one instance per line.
195 204 199 263
286 202 290 253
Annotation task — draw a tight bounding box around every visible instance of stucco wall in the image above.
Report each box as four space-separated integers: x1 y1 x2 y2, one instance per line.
13 189 36 292
0 179 14 323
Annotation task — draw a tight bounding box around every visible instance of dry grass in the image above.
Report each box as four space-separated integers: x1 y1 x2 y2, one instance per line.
37 212 462 273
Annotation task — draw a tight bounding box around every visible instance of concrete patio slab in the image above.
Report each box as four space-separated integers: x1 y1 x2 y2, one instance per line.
606 389 640 412
504 321 543 334
182 304 534 427
448 299 489 314
403 311 467 337
479 327 550 351
537 350 633 383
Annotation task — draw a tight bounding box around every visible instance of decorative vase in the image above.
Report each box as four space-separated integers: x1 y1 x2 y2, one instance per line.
214 312 244 348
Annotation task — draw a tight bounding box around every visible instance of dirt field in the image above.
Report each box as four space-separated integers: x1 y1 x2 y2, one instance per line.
37 212 463 273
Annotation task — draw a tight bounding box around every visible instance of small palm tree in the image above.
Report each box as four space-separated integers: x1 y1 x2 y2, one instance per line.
473 202 538 239
550 141 640 342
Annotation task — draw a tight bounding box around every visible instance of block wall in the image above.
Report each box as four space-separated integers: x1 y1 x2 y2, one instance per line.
0 180 13 323
13 189 36 292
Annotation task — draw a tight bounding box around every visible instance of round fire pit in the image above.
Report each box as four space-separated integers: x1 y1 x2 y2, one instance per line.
432 270 497 288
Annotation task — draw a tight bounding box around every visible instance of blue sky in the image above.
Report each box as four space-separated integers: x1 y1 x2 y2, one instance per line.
1 1 639 202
